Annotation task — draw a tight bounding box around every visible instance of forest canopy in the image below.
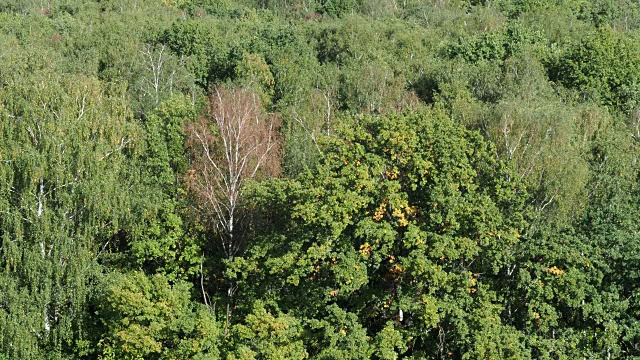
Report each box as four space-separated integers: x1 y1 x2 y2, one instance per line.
0 0 639 359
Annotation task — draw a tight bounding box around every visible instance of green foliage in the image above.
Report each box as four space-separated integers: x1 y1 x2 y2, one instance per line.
242 110 528 357
93 271 221 359
498 120 640 358
494 0 583 18
547 28 640 113
0 69 138 358
446 20 545 63
307 305 373 359
227 301 307 359
143 95 196 191
163 20 220 86
119 95 202 281
234 52 275 103
319 0 357 17
2 0 640 358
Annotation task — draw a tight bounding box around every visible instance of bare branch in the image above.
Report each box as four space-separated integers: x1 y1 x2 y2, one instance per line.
185 86 281 260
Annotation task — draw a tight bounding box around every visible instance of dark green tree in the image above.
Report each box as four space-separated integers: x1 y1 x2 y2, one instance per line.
236 109 529 358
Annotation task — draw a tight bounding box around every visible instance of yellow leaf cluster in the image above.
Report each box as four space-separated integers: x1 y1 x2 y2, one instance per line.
373 199 387 221
392 208 408 227
359 242 372 257
392 205 416 227
385 168 399 180
547 266 565 275
468 272 477 293
390 264 404 274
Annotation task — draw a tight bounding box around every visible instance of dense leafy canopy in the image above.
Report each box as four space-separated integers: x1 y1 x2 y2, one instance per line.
0 0 639 358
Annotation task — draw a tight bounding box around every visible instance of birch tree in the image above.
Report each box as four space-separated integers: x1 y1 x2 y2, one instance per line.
0 70 137 358
185 86 280 334
135 43 196 116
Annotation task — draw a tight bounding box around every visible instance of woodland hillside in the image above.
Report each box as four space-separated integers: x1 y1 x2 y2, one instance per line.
1 0 640 358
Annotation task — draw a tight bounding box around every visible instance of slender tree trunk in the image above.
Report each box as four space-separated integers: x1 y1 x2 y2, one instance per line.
185 86 281 337
37 177 51 334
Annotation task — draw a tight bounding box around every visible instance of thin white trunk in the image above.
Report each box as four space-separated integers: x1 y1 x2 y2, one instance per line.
37 177 50 334
37 177 43 218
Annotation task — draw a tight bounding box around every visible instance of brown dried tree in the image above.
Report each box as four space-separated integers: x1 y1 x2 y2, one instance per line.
185 86 280 333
